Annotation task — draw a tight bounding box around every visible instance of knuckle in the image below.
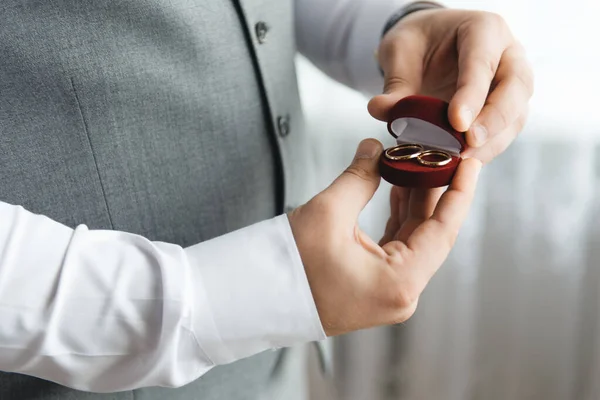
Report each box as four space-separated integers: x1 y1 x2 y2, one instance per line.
506 42 534 81
386 240 412 264
343 164 374 184
512 40 527 54
471 11 512 42
383 75 412 94
391 286 419 310
485 102 511 132
512 74 534 98
482 57 498 78
506 60 535 97
470 56 497 81
391 300 419 324
480 11 507 28
461 11 511 43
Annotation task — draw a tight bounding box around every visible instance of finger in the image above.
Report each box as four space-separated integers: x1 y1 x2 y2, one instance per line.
466 45 534 148
368 30 425 121
380 159 481 298
379 186 411 245
448 13 512 133
394 187 445 242
390 186 411 227
461 109 528 163
406 158 482 264
407 187 446 221
379 189 401 246
379 218 396 246
322 139 384 219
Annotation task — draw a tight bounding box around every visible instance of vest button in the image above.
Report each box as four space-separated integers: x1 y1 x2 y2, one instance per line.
255 21 269 44
277 115 291 137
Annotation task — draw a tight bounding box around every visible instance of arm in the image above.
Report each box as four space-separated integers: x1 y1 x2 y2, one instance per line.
0 137 483 394
295 0 413 95
0 202 324 392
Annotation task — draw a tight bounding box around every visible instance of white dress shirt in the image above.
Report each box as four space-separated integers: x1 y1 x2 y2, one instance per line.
297 0 408 95
0 0 407 392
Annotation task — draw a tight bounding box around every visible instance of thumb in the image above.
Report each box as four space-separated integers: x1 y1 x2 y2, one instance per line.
322 139 384 219
367 35 424 121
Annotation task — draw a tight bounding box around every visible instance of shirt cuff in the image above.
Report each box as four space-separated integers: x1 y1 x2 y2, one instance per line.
185 215 325 365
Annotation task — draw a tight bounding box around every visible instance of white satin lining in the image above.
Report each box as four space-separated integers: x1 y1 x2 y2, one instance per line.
391 118 462 156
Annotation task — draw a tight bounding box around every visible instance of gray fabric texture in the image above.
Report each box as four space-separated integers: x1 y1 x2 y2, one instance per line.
0 0 314 398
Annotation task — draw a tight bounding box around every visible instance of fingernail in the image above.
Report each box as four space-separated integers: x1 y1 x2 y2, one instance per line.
355 139 380 160
472 124 488 147
460 106 474 127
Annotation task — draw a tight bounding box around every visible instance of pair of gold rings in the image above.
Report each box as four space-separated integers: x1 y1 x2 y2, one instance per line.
384 143 452 168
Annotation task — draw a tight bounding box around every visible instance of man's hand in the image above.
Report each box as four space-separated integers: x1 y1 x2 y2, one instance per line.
368 8 534 163
288 139 482 336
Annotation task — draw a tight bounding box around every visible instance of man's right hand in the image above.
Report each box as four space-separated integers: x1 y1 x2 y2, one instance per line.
288 139 482 337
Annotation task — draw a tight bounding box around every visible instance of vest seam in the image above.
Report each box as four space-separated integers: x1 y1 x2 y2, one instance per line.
70 77 116 230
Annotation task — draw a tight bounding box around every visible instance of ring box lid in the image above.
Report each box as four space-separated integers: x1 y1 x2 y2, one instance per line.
387 96 466 156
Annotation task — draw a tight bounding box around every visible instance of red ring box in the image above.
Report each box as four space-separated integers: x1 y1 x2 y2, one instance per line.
379 96 466 188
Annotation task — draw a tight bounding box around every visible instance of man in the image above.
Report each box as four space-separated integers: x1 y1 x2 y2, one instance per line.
0 0 532 399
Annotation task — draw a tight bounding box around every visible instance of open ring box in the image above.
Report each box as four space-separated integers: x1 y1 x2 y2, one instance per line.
379 95 467 188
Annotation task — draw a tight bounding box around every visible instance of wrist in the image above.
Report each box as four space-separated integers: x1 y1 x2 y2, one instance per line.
381 1 445 38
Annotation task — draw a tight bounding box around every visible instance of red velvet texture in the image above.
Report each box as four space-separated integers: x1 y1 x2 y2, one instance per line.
379 96 466 188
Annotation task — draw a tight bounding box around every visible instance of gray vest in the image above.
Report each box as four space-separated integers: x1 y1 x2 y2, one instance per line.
0 0 316 398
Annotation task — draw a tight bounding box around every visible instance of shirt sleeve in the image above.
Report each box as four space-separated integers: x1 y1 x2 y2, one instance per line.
0 201 325 392
295 0 410 95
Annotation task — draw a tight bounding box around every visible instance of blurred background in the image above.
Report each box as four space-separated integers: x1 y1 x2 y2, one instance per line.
297 1 600 399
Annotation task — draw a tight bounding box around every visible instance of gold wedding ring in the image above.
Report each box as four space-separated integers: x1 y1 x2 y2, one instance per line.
384 143 453 168
384 143 425 161
416 150 452 167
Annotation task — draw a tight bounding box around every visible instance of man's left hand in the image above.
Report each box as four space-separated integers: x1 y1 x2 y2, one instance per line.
368 7 534 163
